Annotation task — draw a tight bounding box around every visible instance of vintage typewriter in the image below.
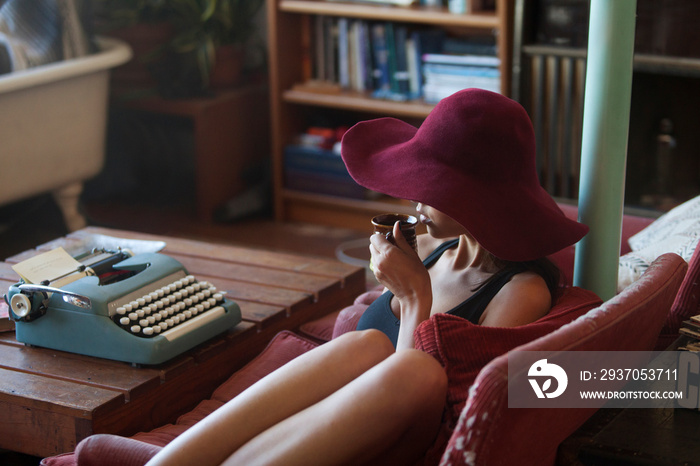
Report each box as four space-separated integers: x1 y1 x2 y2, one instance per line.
4 248 241 366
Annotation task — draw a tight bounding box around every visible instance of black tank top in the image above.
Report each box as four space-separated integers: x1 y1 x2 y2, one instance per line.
356 239 525 347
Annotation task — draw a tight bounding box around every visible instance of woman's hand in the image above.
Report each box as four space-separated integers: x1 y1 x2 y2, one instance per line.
370 222 426 297
370 222 432 349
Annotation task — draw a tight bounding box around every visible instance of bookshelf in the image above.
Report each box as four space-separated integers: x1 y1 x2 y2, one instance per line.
267 0 514 232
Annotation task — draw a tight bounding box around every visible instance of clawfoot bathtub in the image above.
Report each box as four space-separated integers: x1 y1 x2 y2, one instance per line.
0 37 131 231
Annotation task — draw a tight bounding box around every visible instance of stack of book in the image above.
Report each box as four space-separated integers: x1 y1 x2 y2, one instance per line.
307 17 499 102
421 52 500 103
679 315 700 352
283 128 377 199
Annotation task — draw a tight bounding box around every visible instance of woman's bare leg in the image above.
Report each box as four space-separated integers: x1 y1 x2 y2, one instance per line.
146 330 395 466
224 349 448 466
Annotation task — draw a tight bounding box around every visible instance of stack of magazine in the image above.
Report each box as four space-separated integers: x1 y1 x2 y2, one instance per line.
421 52 500 103
679 315 700 351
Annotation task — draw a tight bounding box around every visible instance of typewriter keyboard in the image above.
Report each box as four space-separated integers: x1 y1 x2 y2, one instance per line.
111 274 226 340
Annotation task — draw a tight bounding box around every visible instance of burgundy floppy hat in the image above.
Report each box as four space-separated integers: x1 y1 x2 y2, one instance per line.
340 88 588 262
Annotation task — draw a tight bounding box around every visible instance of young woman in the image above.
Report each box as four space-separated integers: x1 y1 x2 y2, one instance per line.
146 89 588 466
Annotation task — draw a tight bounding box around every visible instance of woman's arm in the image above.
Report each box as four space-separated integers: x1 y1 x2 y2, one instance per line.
370 222 433 350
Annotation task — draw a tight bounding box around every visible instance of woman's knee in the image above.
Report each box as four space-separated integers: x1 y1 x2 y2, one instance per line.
333 329 395 365
384 350 447 402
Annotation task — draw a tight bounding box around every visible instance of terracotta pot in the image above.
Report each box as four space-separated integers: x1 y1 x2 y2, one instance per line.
209 44 245 89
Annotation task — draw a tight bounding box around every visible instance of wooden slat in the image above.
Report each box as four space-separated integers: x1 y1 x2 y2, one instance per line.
204 275 313 310
156 322 257 381
0 367 124 418
171 253 340 297
0 341 161 400
0 261 19 281
0 279 13 297
0 399 93 457
238 301 288 330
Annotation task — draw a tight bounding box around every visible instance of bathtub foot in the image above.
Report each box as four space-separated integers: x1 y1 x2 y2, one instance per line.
53 183 87 232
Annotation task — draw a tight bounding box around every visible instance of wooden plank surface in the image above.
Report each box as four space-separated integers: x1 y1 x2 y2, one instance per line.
0 367 125 417
0 337 161 399
0 227 365 458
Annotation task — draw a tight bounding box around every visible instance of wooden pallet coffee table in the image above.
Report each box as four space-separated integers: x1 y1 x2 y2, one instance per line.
0 226 365 458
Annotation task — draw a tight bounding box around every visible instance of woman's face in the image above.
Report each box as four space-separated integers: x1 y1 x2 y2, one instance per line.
416 203 468 238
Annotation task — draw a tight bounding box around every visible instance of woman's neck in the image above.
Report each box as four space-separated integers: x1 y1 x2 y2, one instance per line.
450 235 499 272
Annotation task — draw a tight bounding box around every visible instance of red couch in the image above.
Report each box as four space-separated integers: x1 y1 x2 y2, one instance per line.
43 206 699 466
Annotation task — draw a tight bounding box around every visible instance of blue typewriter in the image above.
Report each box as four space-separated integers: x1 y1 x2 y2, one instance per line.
4 249 241 366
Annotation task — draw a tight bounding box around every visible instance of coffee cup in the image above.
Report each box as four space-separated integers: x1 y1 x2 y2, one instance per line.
371 213 418 252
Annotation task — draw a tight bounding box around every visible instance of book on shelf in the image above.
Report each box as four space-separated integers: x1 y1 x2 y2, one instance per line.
327 0 417 5
406 34 421 98
370 23 392 98
308 17 499 102
393 26 411 98
422 62 500 94
349 20 371 91
421 46 500 102
314 16 326 81
301 15 314 82
284 144 376 199
442 35 498 56
324 17 338 84
422 52 500 67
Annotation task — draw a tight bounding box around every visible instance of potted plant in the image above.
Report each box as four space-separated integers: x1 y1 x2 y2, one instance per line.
93 0 172 28
94 0 265 96
165 0 266 92
93 0 177 91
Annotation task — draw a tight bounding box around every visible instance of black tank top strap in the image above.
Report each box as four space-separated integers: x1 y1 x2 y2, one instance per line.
422 238 460 267
446 266 526 323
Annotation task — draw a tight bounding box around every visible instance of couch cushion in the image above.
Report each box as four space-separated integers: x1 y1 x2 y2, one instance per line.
299 287 384 342
298 310 341 343
331 304 371 339
210 331 319 402
76 435 161 466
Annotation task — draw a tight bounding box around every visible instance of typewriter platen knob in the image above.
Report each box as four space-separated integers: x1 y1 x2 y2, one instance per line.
10 293 32 319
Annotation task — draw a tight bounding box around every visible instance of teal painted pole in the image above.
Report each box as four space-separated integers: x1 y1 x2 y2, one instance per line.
573 0 637 300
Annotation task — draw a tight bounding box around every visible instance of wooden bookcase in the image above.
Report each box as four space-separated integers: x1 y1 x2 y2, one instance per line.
267 0 514 232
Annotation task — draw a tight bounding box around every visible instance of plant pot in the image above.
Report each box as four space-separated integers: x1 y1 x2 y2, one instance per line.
209 44 245 89
106 21 175 91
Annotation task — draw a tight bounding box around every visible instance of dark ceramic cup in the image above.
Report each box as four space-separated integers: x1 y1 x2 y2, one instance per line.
371 213 418 252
